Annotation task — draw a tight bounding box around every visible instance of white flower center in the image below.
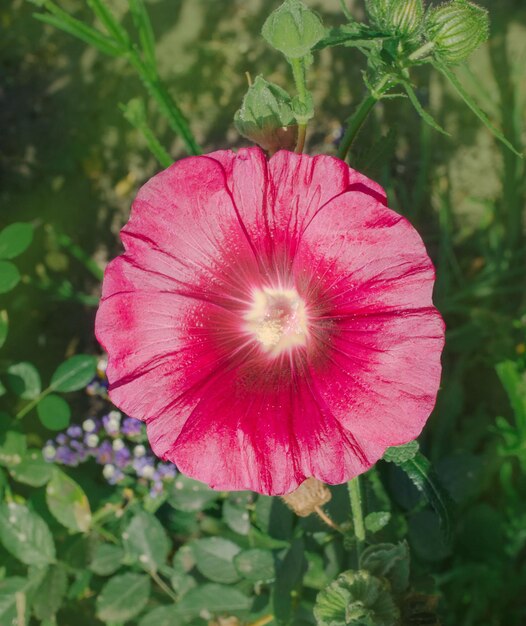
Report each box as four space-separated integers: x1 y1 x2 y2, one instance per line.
245 287 308 356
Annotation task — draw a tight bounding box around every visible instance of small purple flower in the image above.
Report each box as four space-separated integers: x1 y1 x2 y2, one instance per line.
114 447 132 469
121 417 143 437
102 411 121 436
66 425 83 439
157 463 177 480
149 481 164 498
95 440 114 465
56 434 68 445
55 446 78 466
133 456 155 479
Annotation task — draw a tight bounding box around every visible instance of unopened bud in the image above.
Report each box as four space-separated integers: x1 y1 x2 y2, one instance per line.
234 76 297 152
425 0 489 64
366 0 424 38
281 477 331 517
262 0 325 59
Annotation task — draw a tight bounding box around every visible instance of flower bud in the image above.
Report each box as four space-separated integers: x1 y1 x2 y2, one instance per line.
425 0 489 64
281 477 331 517
366 0 424 38
262 0 325 59
234 76 298 153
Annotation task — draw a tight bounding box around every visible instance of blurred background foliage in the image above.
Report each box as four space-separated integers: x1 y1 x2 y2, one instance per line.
1 0 526 624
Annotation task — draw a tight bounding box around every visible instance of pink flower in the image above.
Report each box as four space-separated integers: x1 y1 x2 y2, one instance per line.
95 148 444 496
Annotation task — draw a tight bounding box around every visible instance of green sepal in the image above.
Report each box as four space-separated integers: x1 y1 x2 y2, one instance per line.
366 0 424 39
234 76 298 152
262 0 326 59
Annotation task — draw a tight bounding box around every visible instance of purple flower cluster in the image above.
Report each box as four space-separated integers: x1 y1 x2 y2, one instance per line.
43 409 177 497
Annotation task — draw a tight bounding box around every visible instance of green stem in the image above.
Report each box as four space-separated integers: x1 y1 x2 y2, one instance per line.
149 570 178 603
348 476 366 558
337 77 391 161
15 386 53 420
290 57 309 153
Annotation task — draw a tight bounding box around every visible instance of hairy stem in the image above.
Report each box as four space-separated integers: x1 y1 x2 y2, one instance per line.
348 476 366 558
337 76 391 161
290 57 309 153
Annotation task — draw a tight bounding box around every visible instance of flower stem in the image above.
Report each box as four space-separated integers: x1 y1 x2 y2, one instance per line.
337 77 391 161
347 476 366 558
408 41 436 62
290 57 309 153
314 506 343 533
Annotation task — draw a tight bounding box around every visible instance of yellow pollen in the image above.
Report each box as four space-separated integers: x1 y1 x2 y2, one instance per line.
245 287 308 356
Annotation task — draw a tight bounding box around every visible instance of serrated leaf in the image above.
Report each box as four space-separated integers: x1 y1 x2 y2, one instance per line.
8 449 53 486
46 468 92 533
234 548 276 582
399 452 455 541
37 394 71 430
192 537 241 584
96 573 150 623
433 58 523 158
382 441 419 465
50 354 97 392
168 474 220 512
32 563 68 620
90 543 125 576
0 261 20 293
6 362 41 399
0 310 8 349
174 583 251 619
0 503 55 566
0 577 28 625
0 223 34 260
360 542 410 594
123 511 171 572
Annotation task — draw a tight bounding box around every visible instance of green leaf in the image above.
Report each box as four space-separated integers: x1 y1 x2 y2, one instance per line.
382 440 419 465
360 542 410 594
314 569 399 626
192 537 242 584
96 573 151 623
37 394 71 430
139 606 182 626
128 0 157 70
273 538 308 624
6 362 41 399
399 452 455 541
401 80 450 136
234 548 276 582
174 583 251 620
364 511 391 533
223 498 251 536
0 430 27 467
33 11 122 57
50 354 97 392
0 223 34 260
0 310 8 349
123 511 171 572
8 449 53 486
32 563 68 620
46 468 92 533
90 543 125 576
0 260 21 293
496 360 526 431
0 577 28 625
0 503 56 566
168 474 220 512
433 58 523 158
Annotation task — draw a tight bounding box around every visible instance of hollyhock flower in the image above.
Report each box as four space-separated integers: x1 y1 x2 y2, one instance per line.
96 148 444 496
